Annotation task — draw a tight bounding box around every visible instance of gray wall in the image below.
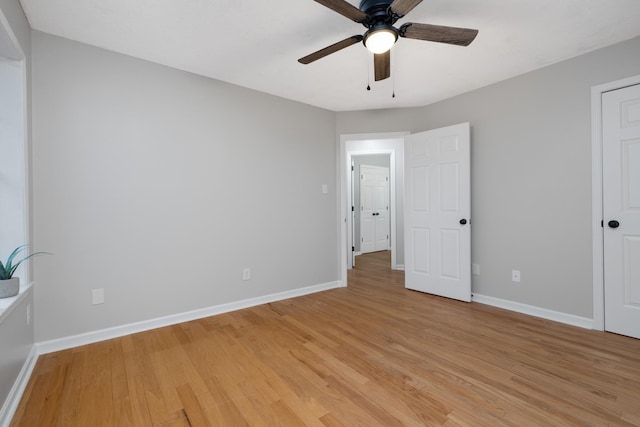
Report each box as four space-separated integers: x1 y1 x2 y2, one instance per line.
0 0 33 417
0 0 29 52
353 155 390 253
338 36 640 318
31 32 338 342
20 23 640 345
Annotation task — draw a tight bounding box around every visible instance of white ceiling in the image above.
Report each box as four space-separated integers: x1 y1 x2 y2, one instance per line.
18 0 640 112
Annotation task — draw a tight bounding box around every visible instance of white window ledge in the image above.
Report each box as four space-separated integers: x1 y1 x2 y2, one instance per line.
0 282 32 324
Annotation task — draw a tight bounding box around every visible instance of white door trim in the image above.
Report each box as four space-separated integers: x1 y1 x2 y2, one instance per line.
591 74 640 331
338 132 408 287
350 159 356 267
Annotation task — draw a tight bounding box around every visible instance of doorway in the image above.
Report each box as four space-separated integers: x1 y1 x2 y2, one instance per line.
339 133 407 286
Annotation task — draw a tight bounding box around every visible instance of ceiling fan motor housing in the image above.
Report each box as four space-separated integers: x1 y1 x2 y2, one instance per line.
359 0 396 25
359 0 398 52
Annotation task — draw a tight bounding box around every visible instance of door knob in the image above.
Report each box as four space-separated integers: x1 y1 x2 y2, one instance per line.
608 220 620 228
460 219 467 225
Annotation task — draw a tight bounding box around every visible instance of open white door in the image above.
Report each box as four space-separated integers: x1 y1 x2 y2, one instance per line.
603 84 640 339
404 123 471 302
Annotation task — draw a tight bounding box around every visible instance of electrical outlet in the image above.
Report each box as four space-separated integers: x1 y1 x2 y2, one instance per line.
512 270 521 283
472 264 480 276
92 288 105 305
242 268 251 281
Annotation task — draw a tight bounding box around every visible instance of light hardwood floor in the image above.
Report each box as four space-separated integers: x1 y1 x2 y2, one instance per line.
12 251 640 426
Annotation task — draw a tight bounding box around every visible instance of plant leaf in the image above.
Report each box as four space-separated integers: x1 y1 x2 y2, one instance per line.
5 245 28 271
0 260 7 280
8 252 53 277
2 246 52 279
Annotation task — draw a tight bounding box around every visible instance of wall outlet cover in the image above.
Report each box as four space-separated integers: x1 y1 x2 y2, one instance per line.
512 270 521 283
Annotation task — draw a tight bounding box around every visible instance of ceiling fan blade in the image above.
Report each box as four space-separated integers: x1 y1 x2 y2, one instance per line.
298 35 364 64
313 0 368 23
399 23 478 46
389 0 423 18
374 50 390 81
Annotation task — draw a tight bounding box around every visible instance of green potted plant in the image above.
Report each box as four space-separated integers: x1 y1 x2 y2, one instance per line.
0 245 50 298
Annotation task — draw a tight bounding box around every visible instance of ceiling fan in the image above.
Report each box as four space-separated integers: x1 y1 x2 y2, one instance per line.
298 0 478 81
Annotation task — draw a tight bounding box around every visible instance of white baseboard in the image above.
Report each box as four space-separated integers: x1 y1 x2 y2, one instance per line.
472 293 593 330
0 344 38 427
37 281 341 355
393 264 405 271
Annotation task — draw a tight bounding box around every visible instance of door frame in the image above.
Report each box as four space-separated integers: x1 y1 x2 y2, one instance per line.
338 132 408 287
591 74 640 331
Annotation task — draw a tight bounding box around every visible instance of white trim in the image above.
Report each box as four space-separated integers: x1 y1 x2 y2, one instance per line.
36 281 340 355
394 264 404 271
472 294 593 330
0 344 37 427
0 283 31 324
339 132 408 287
591 74 640 332
20 57 31 285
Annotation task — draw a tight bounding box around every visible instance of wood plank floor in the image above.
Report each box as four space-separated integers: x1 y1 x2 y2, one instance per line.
12 251 640 426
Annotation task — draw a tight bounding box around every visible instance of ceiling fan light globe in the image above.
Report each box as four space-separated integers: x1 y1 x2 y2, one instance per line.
364 29 397 54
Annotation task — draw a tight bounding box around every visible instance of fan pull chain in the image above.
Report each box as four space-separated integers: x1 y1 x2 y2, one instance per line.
391 49 396 98
366 52 371 91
